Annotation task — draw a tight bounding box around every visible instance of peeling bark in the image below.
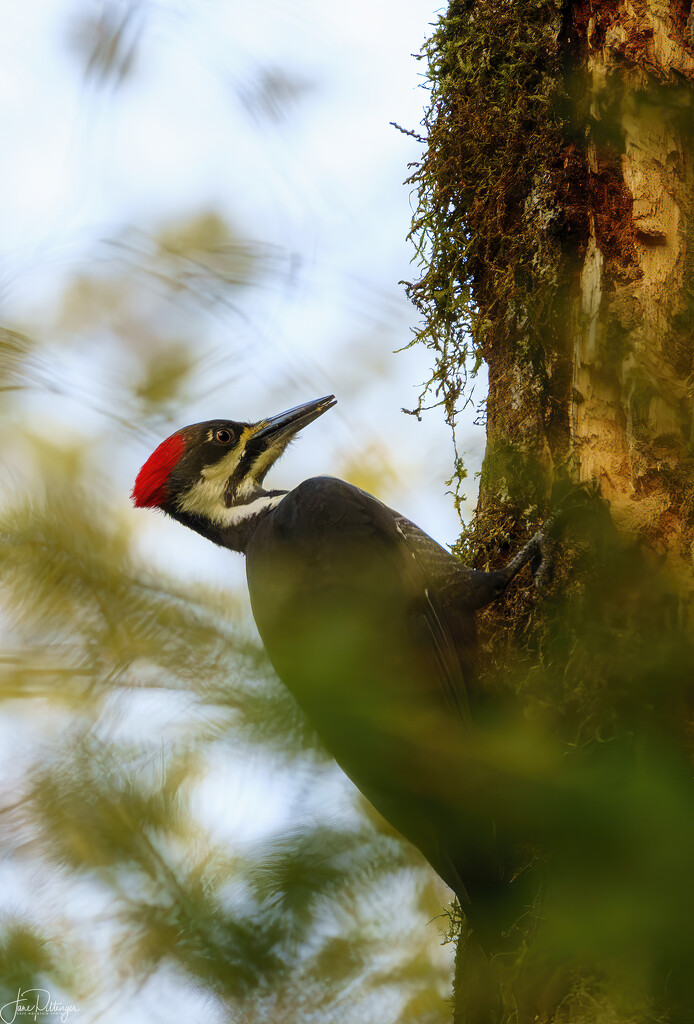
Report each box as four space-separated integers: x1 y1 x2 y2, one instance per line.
481 0 694 594
574 0 694 572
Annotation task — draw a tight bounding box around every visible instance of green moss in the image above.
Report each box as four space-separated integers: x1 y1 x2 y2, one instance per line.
403 0 580 498
479 438 551 510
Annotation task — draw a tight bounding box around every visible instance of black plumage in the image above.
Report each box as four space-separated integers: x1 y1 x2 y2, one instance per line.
247 476 541 944
133 396 545 950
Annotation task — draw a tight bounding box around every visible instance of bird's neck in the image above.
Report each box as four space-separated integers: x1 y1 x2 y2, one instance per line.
169 488 288 554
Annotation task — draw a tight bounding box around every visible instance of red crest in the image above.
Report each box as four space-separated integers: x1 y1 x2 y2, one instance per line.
132 433 186 508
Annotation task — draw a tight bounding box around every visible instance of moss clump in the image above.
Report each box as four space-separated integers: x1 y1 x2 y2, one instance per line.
404 0 585 494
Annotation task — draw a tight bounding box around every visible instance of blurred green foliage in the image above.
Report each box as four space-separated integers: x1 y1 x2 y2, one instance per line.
447 503 694 1022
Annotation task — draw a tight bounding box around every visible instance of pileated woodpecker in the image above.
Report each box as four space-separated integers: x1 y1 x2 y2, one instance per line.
133 396 544 948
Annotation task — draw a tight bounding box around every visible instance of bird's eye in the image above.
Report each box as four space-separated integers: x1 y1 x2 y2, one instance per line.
215 429 233 445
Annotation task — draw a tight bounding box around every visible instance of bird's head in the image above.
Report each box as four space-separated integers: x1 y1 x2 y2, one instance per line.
132 395 337 531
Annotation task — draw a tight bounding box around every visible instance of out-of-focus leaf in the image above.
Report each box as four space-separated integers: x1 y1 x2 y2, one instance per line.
237 66 316 124
67 1 145 87
0 920 77 1019
134 345 195 410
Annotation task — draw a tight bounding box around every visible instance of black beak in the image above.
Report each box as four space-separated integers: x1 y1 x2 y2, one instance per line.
254 395 337 445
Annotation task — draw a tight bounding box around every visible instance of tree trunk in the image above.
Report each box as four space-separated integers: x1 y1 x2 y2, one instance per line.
410 1 694 1021
570 0 694 587
481 0 694 584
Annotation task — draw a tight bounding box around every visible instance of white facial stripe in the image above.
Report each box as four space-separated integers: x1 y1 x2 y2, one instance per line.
176 448 241 521
175 425 294 525
235 476 258 501
176 426 255 521
200 443 244 483
177 468 285 525
215 492 286 526
220 493 284 524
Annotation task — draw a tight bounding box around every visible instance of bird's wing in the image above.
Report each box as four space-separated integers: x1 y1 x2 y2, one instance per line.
260 476 472 727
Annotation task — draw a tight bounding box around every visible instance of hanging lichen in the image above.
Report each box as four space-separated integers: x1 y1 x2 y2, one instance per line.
403 0 584 501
